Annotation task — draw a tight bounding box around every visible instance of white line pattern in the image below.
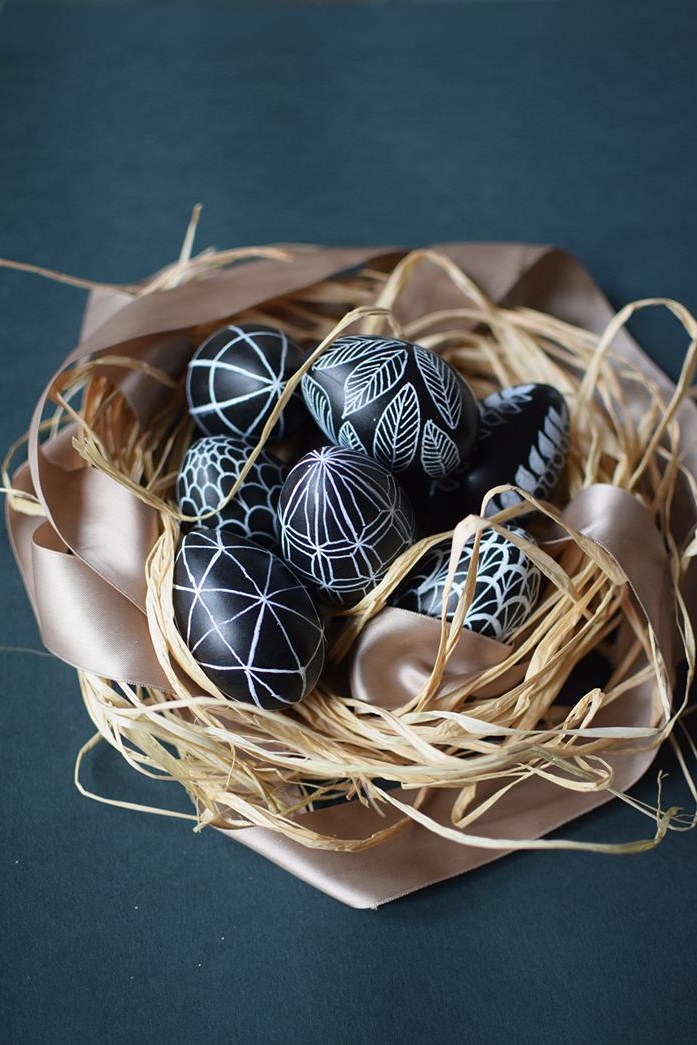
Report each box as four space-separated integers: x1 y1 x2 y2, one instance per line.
279 446 416 605
177 435 286 548
186 324 304 440
392 525 542 641
301 335 479 481
173 528 326 709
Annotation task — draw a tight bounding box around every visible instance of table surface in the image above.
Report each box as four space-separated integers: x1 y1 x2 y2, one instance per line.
2 2 696 1043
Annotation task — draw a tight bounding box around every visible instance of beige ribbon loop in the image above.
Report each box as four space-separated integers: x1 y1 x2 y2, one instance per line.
6 242 697 907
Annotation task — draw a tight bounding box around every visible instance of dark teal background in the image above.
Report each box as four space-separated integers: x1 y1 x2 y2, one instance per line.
1 2 696 1042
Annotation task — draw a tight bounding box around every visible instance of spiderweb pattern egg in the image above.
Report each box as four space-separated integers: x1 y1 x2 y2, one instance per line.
173 528 326 710
176 435 287 549
391 526 542 642
278 446 416 606
301 335 480 484
186 323 307 441
461 383 570 517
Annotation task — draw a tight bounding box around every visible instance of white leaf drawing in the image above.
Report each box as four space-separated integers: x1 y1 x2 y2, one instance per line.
301 374 337 441
313 335 396 371
421 419 460 477
413 343 462 429
337 420 367 453
342 348 408 416
373 383 421 472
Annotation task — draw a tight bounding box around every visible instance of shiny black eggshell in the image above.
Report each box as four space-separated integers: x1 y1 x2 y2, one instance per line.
186 323 307 440
278 446 416 606
173 528 326 710
391 526 541 641
301 335 480 483
413 383 571 533
176 435 287 549
460 383 570 516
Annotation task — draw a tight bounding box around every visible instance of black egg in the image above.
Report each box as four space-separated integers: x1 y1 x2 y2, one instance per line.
391 526 542 642
301 335 480 484
176 435 287 549
186 323 307 441
278 446 416 606
460 383 570 517
173 528 326 710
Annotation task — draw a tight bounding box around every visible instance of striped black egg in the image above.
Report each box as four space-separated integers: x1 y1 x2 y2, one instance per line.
413 383 571 533
301 335 480 484
461 383 570 517
391 525 541 642
186 323 307 441
176 435 287 549
278 446 416 607
173 528 326 710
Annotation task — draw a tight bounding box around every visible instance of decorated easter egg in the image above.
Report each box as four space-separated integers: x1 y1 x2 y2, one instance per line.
391 525 541 642
176 435 287 549
301 335 480 483
186 323 306 440
173 528 326 710
460 383 570 516
278 446 416 606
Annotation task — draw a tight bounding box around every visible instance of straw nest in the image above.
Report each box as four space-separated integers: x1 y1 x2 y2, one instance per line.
9 243 697 855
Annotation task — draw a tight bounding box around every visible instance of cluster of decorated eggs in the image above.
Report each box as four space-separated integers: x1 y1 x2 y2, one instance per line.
172 323 571 710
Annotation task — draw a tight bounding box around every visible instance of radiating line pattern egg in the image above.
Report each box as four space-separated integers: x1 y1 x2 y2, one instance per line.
461 383 570 516
278 446 416 606
301 335 480 483
173 528 326 710
186 323 306 440
391 526 541 641
176 435 287 549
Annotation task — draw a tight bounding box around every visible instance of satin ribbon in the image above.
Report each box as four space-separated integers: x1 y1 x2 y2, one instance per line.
6 243 696 908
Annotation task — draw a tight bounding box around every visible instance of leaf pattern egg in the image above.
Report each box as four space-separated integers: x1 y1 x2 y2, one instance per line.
173 528 326 710
186 323 307 441
278 446 416 606
176 435 287 549
391 526 542 642
301 335 480 483
461 383 570 517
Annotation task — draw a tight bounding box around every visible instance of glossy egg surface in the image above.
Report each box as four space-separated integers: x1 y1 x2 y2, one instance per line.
391 525 541 641
278 446 416 606
461 383 570 516
176 435 286 549
173 528 326 710
186 323 306 440
301 335 480 483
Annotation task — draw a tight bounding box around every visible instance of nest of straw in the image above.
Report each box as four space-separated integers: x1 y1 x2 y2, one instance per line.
16 244 697 855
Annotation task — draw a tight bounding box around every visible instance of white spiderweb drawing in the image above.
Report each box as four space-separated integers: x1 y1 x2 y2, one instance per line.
392 526 541 641
173 528 326 709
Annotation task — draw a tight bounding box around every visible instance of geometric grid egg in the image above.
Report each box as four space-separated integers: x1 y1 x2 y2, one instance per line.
391 525 542 642
278 446 416 607
186 323 307 441
173 528 326 710
176 435 287 549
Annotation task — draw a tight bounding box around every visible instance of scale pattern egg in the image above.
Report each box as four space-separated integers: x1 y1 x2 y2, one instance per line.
176 435 287 549
461 383 570 516
186 323 306 440
301 335 480 483
278 446 416 606
391 526 542 641
173 528 326 710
